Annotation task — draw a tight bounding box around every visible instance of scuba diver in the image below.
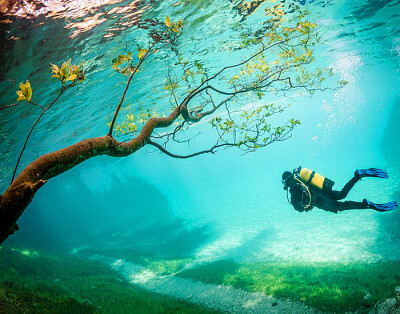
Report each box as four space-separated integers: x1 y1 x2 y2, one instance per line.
282 167 398 213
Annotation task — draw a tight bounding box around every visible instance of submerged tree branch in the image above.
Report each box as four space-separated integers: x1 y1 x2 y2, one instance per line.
0 106 181 244
0 9 336 245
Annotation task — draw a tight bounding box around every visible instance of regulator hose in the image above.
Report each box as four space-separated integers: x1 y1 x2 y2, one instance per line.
286 175 312 209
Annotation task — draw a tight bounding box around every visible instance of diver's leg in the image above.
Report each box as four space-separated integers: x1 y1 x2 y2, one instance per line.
335 201 368 212
316 198 367 213
328 176 359 200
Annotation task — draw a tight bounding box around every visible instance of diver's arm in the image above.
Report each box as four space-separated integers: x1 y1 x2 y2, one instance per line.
290 185 305 212
292 199 305 212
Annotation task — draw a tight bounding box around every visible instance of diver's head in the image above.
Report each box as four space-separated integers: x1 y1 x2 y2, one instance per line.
281 171 293 190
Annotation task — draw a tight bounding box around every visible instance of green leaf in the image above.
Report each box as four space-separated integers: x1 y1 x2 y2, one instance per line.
138 49 148 59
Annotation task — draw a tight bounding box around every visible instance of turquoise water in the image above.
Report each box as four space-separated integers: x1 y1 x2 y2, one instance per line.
1 0 400 312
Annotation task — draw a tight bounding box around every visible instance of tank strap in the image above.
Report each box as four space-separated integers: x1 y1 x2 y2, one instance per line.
294 176 312 209
307 171 316 185
286 188 292 205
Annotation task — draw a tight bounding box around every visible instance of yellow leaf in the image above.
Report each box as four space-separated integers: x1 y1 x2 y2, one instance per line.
73 61 84 73
19 82 27 95
165 16 171 28
66 74 77 81
69 65 75 75
60 59 70 77
60 65 67 77
138 49 148 59
16 90 26 101
172 25 179 33
25 80 32 101
177 20 183 29
51 64 59 75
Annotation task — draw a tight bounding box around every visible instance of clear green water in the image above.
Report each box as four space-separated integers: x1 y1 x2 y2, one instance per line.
1 0 400 312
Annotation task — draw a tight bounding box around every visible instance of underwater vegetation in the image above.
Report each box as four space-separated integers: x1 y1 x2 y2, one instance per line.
2 244 400 313
178 259 400 313
0 246 216 313
79 247 194 276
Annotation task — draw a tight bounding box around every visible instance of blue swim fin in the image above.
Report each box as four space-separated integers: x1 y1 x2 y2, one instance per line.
356 168 388 179
363 199 398 212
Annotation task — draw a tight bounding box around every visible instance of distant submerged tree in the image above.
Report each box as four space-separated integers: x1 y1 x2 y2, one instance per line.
0 3 345 244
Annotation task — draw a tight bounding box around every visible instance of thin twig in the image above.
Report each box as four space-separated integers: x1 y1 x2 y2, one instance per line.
11 83 74 183
29 102 45 110
108 42 157 136
0 103 19 111
148 139 234 159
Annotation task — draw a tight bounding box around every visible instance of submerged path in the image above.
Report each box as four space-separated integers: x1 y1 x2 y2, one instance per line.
90 255 315 314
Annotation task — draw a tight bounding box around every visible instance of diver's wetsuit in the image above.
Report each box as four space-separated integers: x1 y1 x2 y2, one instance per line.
289 175 368 213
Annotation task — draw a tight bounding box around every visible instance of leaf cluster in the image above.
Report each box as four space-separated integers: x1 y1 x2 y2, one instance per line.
112 52 133 74
51 60 85 85
209 103 300 152
16 81 32 102
114 114 138 136
112 48 151 75
112 106 164 137
165 16 184 33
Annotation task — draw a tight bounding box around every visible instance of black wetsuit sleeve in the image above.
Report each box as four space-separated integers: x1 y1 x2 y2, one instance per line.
290 184 306 212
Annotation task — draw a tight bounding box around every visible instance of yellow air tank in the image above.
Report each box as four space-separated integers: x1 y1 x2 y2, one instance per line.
299 168 335 191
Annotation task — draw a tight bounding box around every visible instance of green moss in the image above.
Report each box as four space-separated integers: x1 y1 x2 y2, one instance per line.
178 260 400 313
0 247 216 313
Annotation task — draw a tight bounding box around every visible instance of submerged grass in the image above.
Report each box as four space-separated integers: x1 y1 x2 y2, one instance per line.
2 244 399 313
80 247 193 276
178 259 400 312
0 246 216 313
